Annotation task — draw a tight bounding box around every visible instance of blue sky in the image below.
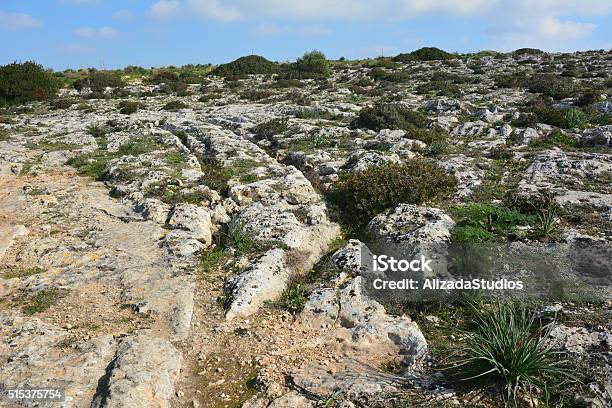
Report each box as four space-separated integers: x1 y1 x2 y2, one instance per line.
1 0 611 70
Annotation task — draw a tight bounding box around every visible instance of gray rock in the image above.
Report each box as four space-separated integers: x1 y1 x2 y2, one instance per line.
268 391 314 408
582 125 612 147
166 203 213 245
92 334 182 408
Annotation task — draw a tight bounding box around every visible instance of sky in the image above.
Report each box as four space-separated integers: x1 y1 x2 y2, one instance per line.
1 0 611 71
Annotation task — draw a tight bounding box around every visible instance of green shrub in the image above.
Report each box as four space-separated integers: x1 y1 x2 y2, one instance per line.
273 281 308 315
159 80 189 94
198 92 222 102
211 55 280 78
74 71 125 93
526 74 576 100
117 137 160 156
0 128 10 142
392 53 418 63
0 61 60 106
51 98 74 110
294 50 331 78
23 288 65 315
86 123 107 138
118 100 142 115
351 103 429 132
328 160 457 228
494 71 529 88
451 225 495 244
528 100 610 129
352 77 375 87
163 100 188 111
447 302 567 405
416 80 461 97
241 89 273 101
148 70 179 84
576 90 602 107
251 118 289 140
367 67 387 80
513 47 545 55
528 130 579 148
563 108 589 129
410 47 452 61
370 69 412 83
451 204 536 243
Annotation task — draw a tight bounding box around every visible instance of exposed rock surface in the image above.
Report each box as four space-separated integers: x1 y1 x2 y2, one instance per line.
0 49 610 408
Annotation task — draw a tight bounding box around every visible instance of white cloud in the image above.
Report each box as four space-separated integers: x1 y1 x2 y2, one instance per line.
147 0 495 22
0 11 42 31
400 0 494 17
538 17 595 39
255 22 281 35
146 0 612 23
185 0 242 22
75 26 119 39
113 9 132 21
149 0 182 20
488 16 597 51
517 0 612 16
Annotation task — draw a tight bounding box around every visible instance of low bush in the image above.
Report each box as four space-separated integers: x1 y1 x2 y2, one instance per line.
51 98 74 110
73 71 125 93
392 53 418 63
163 100 188 111
409 47 452 61
118 100 142 115
241 88 273 101
198 92 222 102
494 71 529 88
415 80 461 97
147 70 179 84
526 74 576 100
576 90 603 107
327 160 457 228
513 47 545 55
251 118 289 140
527 101 611 129
528 130 579 149
0 61 60 106
211 55 280 78
351 103 429 131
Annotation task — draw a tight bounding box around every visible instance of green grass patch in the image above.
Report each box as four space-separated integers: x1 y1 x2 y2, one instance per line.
2 267 45 279
450 204 536 243
23 288 64 315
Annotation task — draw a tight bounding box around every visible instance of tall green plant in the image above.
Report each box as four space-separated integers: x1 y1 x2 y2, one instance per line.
447 302 569 406
0 61 60 105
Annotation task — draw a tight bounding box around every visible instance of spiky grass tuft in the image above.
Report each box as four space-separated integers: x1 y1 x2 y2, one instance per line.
447 302 569 406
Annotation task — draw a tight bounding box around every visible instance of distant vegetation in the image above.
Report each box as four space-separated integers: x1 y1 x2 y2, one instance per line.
351 103 429 132
73 71 125 93
393 47 452 62
0 61 60 106
210 50 332 80
211 55 280 78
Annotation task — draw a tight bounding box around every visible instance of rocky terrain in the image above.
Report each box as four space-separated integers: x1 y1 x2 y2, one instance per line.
0 49 611 407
